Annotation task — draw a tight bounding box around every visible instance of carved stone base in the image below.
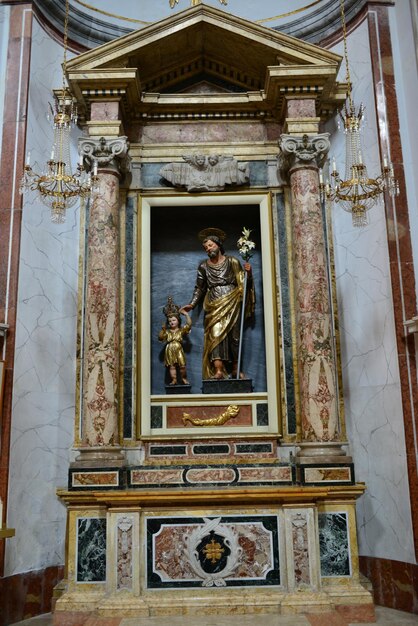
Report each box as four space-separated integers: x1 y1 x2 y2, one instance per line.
73 446 125 468
297 442 352 465
202 378 253 394
165 383 192 394
56 485 373 620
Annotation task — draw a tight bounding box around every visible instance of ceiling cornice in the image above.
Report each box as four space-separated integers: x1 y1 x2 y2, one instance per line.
33 0 369 50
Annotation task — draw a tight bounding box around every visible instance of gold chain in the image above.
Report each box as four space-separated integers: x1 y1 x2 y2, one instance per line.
71 0 323 27
63 0 69 89
256 0 323 24
340 0 354 111
73 0 151 24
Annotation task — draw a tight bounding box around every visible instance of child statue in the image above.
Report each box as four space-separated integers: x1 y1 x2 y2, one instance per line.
158 296 192 386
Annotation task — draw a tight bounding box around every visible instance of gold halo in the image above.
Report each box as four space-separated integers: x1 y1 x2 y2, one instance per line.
198 228 226 242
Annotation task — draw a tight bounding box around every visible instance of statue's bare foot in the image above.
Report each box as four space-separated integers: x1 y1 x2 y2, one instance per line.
213 370 226 380
169 380 178 385
182 378 189 385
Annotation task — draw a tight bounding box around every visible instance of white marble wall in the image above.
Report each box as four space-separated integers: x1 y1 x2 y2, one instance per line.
5 21 80 575
327 20 415 564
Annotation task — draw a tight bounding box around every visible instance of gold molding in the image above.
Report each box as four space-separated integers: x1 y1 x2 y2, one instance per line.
57 483 367 507
72 0 325 27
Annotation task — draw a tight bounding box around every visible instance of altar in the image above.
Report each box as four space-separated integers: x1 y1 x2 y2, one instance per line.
54 4 374 621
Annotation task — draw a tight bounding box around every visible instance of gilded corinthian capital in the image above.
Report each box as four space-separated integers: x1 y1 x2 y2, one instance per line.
78 136 130 177
278 133 330 178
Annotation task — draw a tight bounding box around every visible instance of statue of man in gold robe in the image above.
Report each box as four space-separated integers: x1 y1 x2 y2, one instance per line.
182 229 254 380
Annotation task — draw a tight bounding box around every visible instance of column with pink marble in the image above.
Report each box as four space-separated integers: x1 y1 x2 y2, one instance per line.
279 130 349 462
77 135 129 462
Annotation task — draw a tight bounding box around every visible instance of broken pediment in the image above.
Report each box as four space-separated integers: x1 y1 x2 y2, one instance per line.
65 3 346 123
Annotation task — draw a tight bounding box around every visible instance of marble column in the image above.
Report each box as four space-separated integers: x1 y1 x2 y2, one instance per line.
76 136 129 463
279 133 348 462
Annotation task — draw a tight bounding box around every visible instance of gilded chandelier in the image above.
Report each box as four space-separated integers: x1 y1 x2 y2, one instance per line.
320 0 399 227
20 0 95 224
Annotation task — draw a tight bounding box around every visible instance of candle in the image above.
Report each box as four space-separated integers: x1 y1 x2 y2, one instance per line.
79 153 83 166
358 151 363 164
93 161 98 176
332 157 336 173
383 156 388 168
50 148 55 161
26 151 31 166
319 169 323 184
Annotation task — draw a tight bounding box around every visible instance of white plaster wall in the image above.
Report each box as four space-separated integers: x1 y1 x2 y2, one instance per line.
0 5 10 163
389 0 418 309
5 19 80 575
327 19 415 563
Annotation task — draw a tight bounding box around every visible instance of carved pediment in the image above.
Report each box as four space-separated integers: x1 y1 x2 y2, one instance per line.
65 4 345 123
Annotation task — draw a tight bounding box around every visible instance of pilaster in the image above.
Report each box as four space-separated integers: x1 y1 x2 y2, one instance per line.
74 134 130 465
279 131 350 465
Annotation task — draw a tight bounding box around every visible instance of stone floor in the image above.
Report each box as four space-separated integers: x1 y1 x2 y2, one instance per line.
9 608 418 626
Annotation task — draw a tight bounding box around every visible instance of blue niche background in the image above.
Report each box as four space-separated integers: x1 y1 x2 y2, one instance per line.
150 204 266 394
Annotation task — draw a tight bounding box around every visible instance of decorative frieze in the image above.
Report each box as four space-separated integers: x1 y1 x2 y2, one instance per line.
128 463 294 489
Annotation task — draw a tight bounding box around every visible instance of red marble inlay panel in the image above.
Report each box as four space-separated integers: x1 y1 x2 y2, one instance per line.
90 101 120 121
303 467 351 483
139 121 269 144
72 471 119 487
186 467 236 483
167 404 252 428
238 466 292 482
286 98 317 119
359 555 418 614
0 565 63 626
130 468 183 484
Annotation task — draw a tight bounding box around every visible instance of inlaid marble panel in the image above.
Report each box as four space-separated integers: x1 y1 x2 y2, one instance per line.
129 463 294 488
318 512 350 577
123 195 136 439
274 193 296 435
147 515 280 588
76 518 107 582
291 512 310 586
117 516 133 591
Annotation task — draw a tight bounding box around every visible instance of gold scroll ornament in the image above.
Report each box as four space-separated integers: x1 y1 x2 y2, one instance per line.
170 0 227 6
182 405 239 427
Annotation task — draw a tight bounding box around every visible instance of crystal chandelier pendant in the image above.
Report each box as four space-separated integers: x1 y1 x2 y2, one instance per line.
19 0 96 224
319 0 399 227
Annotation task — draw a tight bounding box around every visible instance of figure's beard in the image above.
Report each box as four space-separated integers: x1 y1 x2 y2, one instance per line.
208 250 219 259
